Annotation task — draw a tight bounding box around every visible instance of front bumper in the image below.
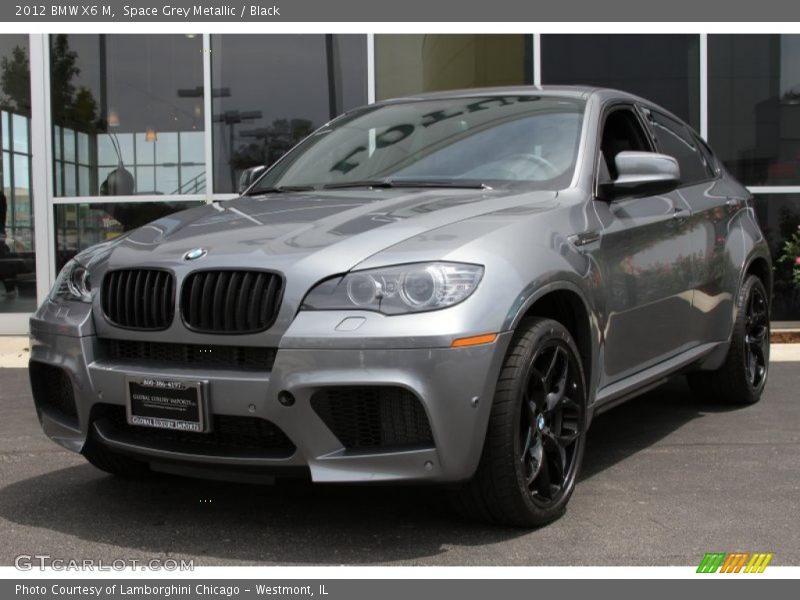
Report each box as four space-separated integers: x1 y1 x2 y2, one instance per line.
29 307 511 484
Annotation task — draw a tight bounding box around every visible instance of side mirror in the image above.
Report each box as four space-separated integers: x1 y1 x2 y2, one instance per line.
601 151 680 199
237 165 267 194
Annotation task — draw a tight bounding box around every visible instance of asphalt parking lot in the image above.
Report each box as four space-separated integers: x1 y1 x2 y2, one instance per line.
1 358 798 567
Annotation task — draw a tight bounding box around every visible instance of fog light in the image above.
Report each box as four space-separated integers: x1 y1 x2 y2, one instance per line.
278 390 295 407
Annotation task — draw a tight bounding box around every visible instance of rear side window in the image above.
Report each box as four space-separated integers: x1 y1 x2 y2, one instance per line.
645 109 714 186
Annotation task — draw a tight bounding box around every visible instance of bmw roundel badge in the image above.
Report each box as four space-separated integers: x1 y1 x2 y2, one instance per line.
183 247 207 261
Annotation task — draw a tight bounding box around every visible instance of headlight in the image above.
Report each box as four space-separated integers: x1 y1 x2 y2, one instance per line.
48 238 123 303
50 259 92 303
302 262 484 315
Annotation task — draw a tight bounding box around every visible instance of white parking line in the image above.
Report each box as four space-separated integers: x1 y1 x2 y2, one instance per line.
770 344 800 362
0 336 28 368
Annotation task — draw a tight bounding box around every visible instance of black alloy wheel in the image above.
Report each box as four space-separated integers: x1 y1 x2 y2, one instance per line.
450 317 588 527
519 341 585 508
744 283 769 391
687 274 770 405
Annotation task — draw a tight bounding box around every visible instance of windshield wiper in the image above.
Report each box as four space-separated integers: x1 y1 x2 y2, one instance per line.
245 184 316 195
322 179 488 190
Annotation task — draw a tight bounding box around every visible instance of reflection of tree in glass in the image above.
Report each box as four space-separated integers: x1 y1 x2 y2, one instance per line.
231 118 314 174
777 207 800 284
772 206 800 316
50 34 100 131
0 45 31 115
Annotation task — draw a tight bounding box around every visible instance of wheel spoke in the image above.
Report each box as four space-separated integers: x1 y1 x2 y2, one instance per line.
751 339 767 362
527 399 538 422
520 427 532 462
560 394 580 410
542 346 565 389
747 350 757 386
545 356 569 411
750 326 767 344
525 370 546 410
553 427 580 447
751 344 767 386
533 449 553 498
542 432 567 485
525 436 544 486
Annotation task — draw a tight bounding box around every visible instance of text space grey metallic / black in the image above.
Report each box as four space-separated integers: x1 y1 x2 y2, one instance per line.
29 87 771 527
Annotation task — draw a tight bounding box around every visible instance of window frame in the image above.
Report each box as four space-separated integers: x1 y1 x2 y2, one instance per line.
640 105 719 188
692 133 723 180
592 101 656 200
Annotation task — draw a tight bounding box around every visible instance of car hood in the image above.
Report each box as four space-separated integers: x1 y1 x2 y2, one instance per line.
108 188 558 274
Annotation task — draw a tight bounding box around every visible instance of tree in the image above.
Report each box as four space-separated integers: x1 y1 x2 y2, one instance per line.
0 35 101 130
49 34 100 131
49 34 79 126
0 45 31 115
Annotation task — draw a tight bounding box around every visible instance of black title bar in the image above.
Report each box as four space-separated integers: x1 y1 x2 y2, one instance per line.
4 0 800 22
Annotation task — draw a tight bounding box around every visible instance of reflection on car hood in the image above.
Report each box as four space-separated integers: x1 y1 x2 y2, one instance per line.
108 188 557 271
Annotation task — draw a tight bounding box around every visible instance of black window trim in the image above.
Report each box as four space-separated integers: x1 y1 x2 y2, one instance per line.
692 132 723 180
639 105 720 188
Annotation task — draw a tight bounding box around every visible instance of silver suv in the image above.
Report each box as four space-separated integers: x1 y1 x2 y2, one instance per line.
30 87 771 527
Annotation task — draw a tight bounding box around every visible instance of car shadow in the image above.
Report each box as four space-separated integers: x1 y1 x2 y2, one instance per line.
0 376 742 565
579 376 742 480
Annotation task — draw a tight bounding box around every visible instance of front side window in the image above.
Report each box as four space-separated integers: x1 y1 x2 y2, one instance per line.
646 109 714 185
599 107 652 180
251 96 585 192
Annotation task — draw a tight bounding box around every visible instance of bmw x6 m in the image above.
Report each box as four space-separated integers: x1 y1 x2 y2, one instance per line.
30 87 772 527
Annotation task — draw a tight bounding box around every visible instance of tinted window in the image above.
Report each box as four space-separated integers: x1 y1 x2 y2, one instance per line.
211 34 367 193
709 35 800 186
49 34 205 197
600 108 651 179
375 35 532 100
0 34 36 313
753 194 800 320
542 34 700 130
646 110 713 185
252 96 584 191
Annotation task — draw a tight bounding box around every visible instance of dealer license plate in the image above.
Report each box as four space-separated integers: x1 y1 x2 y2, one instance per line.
125 377 209 432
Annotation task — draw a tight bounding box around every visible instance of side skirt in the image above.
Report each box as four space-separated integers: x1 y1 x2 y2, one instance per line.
590 341 728 419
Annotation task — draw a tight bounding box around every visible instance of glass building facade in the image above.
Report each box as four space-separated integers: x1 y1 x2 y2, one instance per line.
0 33 798 331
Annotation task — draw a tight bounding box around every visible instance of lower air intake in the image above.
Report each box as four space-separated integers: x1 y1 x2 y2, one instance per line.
310 386 434 452
29 362 78 425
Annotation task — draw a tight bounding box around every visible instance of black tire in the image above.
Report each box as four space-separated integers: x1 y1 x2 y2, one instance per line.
82 438 151 478
450 317 588 527
687 275 770 405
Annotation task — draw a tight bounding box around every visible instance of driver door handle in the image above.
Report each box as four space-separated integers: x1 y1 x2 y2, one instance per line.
568 230 601 247
726 197 742 208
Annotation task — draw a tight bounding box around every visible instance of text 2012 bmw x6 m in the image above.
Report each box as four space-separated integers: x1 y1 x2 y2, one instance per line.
30 87 771 527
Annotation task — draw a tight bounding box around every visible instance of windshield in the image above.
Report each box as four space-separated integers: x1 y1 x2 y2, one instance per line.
249 95 585 193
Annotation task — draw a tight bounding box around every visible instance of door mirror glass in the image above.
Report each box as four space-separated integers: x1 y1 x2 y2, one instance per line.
237 165 267 194
604 151 680 199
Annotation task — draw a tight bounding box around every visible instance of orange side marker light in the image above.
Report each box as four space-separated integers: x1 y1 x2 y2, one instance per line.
451 333 498 348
